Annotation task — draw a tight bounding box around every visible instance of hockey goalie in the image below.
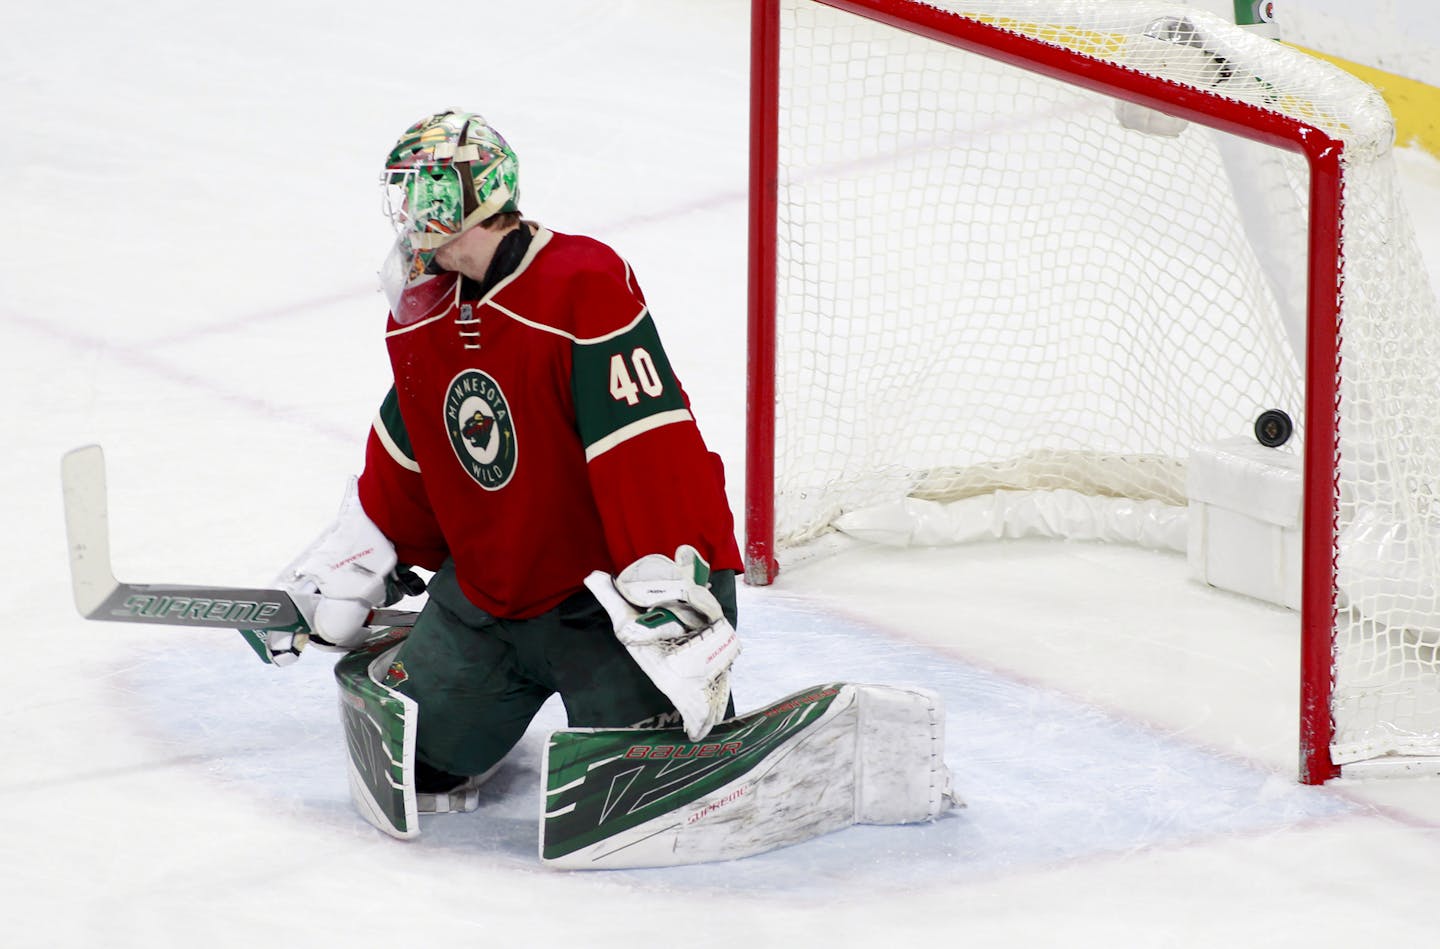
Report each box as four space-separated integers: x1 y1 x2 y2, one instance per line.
252 111 957 867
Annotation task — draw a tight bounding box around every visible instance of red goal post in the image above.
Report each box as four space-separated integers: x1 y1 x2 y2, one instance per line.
745 0 1440 784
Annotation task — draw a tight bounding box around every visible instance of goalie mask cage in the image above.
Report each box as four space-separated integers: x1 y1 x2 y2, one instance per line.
744 0 1440 783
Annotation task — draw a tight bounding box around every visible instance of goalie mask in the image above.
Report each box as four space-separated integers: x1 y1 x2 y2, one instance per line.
379 111 520 321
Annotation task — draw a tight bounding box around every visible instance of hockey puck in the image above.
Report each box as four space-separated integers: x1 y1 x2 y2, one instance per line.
1254 409 1293 447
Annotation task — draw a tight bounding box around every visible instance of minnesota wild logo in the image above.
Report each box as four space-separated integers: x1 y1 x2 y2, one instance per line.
444 369 517 490
383 658 410 687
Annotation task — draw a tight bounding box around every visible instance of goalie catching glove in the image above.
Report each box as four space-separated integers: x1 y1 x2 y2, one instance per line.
585 546 740 742
267 478 422 665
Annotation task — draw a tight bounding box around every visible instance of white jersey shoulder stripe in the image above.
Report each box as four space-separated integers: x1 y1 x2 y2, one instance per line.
372 413 421 473
385 228 647 344
386 312 443 338
492 299 649 345
584 408 694 462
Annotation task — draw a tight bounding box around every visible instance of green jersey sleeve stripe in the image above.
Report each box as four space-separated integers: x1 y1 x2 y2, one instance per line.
572 312 688 447
583 408 694 462
375 387 421 472
373 415 421 472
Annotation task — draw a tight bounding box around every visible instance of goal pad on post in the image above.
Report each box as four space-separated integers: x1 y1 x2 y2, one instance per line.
745 0 1440 783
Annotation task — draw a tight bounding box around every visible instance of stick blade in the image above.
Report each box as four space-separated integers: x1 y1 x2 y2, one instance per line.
58 446 418 640
61 444 118 618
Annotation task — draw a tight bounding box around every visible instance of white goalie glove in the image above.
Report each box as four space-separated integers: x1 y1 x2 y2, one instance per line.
585 546 740 742
269 478 400 665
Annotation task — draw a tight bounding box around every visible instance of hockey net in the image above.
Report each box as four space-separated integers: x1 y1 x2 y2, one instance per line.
745 0 1440 781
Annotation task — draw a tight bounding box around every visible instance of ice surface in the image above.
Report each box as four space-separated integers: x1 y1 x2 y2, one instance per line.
8 2 1440 947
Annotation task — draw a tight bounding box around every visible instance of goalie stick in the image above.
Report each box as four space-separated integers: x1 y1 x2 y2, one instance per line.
61 444 419 637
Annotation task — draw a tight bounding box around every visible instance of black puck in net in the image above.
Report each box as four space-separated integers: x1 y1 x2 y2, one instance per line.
1254 409 1293 447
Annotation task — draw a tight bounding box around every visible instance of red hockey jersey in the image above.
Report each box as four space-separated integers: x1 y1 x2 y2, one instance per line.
357 226 741 619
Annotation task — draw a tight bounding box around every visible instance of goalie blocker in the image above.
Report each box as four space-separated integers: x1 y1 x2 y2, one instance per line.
337 635 957 865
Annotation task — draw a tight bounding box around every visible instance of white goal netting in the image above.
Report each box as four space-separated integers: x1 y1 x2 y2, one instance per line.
757 0 1440 772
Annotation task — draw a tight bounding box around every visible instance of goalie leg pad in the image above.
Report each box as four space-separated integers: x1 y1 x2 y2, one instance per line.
335 638 420 839
539 682 957 869
337 632 506 831
855 683 956 823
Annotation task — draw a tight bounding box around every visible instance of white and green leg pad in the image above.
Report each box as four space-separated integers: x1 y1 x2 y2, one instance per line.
334 635 421 839
540 682 958 869
335 632 502 839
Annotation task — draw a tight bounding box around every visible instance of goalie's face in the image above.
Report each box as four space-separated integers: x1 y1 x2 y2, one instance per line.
382 164 466 278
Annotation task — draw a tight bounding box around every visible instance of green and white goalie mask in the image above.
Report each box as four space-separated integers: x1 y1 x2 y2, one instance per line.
379 110 520 324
